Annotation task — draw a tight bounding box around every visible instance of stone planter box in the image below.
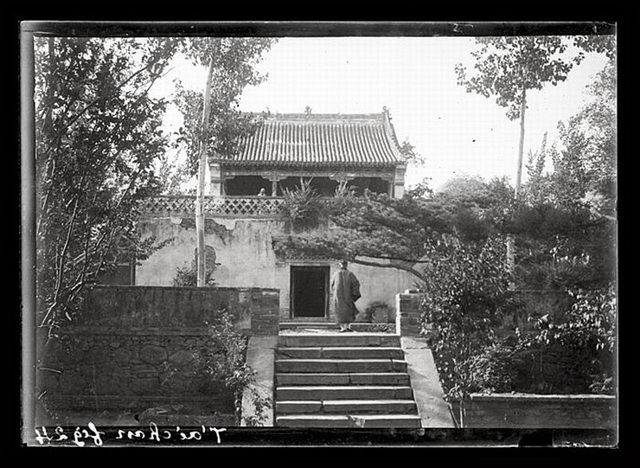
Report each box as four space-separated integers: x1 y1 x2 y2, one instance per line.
452 393 617 429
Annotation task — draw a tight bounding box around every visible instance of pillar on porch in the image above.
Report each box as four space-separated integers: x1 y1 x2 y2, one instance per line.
208 159 225 196
329 175 355 193
268 175 283 197
393 163 407 199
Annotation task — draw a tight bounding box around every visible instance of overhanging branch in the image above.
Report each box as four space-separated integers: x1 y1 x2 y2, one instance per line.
343 257 427 284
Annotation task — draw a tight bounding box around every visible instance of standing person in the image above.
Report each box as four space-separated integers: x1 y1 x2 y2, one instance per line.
331 260 361 332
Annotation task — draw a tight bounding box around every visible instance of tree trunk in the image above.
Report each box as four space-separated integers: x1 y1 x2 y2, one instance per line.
507 86 527 275
196 57 216 287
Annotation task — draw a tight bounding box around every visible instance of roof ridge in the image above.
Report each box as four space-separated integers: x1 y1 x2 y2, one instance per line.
242 111 385 121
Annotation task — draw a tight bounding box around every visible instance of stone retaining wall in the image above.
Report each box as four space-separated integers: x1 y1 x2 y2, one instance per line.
38 285 280 422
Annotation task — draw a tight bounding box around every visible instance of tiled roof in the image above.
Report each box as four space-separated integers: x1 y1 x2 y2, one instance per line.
221 110 406 168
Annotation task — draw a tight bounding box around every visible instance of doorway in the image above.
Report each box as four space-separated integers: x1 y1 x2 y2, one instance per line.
290 266 330 319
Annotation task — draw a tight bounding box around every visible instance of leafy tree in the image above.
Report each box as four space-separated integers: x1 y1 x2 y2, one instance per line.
516 59 616 291
34 37 177 338
455 36 583 195
273 178 514 283
421 236 513 424
550 60 617 218
274 187 445 283
455 35 614 270
173 38 277 286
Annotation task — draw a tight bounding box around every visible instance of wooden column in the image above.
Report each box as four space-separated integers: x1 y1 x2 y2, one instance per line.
269 175 283 196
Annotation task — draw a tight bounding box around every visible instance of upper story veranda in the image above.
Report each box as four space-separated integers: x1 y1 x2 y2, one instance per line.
139 109 410 219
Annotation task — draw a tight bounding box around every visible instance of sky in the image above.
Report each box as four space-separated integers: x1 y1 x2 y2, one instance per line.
154 36 610 192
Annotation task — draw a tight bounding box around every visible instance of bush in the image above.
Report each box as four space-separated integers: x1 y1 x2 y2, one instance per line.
172 259 216 287
160 309 271 426
517 286 616 395
422 236 513 405
363 301 390 323
279 178 324 232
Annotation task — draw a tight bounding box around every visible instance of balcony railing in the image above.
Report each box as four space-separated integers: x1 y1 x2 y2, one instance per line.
138 195 286 218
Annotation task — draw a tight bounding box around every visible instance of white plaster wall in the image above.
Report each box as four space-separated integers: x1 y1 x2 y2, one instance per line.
136 217 417 321
349 260 418 320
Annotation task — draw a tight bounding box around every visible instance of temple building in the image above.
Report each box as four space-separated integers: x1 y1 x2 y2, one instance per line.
212 109 407 198
134 109 416 322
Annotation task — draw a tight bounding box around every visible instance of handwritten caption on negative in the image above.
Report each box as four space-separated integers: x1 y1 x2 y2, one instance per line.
34 423 227 446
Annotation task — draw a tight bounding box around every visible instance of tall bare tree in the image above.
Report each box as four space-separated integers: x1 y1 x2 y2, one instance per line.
176 38 276 286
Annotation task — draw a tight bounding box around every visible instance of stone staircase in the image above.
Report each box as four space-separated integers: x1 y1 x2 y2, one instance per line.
274 331 421 428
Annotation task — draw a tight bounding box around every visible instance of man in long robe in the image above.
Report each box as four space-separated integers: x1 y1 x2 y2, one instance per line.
330 260 361 332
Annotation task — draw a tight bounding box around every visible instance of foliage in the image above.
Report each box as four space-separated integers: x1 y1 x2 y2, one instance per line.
191 310 271 426
398 138 425 167
278 178 325 231
172 260 216 287
172 38 277 176
34 37 177 338
466 340 519 394
550 60 617 218
422 236 513 404
363 301 390 323
154 150 194 195
515 59 617 291
274 176 517 283
455 36 582 121
436 175 515 242
527 287 616 355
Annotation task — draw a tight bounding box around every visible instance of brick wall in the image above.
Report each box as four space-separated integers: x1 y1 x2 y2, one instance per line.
38 285 279 421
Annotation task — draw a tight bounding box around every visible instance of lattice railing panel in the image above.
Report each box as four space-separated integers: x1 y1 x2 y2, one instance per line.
138 196 285 218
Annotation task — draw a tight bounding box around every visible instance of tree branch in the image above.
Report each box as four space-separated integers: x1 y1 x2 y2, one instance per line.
350 257 427 284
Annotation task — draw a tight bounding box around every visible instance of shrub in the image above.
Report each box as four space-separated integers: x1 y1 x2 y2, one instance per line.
195 310 271 425
279 178 324 232
422 235 513 416
172 259 216 287
519 286 616 394
160 309 271 425
363 301 390 323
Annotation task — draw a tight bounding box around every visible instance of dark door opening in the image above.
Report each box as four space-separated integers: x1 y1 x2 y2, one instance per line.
290 266 329 319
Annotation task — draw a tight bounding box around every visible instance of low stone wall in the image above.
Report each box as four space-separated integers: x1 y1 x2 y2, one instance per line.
80 285 280 335
454 393 617 429
38 285 280 423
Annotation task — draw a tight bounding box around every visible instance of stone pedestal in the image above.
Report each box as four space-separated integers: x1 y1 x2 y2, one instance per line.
395 292 425 336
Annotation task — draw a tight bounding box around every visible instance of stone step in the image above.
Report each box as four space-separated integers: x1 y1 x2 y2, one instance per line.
276 372 411 386
276 414 422 428
276 399 418 415
276 346 405 360
278 333 401 349
276 385 413 401
280 322 395 333
275 358 408 374
279 321 338 329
